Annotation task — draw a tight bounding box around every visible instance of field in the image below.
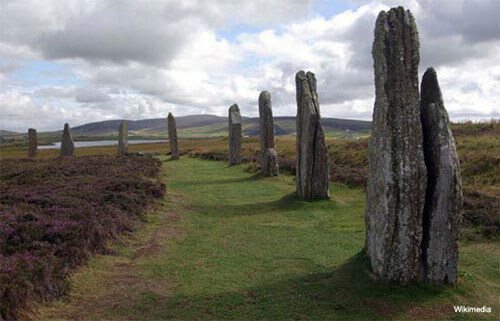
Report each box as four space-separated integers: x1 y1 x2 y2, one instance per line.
35 158 499 320
0 121 498 320
2 121 497 237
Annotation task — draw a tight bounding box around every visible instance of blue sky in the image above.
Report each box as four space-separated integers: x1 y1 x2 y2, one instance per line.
0 0 499 131
7 60 82 88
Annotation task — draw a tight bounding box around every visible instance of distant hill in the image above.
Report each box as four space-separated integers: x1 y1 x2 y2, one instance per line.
67 115 371 138
0 130 23 144
0 130 20 138
2 115 372 142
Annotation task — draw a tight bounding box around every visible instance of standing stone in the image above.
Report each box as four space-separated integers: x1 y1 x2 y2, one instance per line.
167 113 179 160
295 71 329 200
117 121 128 156
60 123 75 156
365 7 427 284
27 128 37 158
259 91 278 176
228 104 242 165
420 67 463 285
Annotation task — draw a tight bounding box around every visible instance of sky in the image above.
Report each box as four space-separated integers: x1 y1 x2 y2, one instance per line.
0 0 499 132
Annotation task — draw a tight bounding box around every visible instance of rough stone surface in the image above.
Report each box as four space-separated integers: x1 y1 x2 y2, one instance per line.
60 123 75 156
228 104 242 165
27 128 37 158
168 113 179 160
117 121 128 156
365 7 427 284
263 148 278 176
259 91 278 176
295 71 329 201
420 67 463 285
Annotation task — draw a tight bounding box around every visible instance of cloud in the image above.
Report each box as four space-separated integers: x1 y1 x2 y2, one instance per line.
33 86 77 98
74 87 111 103
0 0 499 131
38 3 196 64
0 89 176 131
0 62 20 82
0 0 313 64
0 90 68 131
417 0 500 44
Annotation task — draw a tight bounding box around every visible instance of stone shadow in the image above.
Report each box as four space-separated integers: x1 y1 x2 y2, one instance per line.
138 250 447 320
192 192 311 217
177 173 262 186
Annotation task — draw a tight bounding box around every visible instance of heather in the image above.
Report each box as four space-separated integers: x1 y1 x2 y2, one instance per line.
0 155 165 320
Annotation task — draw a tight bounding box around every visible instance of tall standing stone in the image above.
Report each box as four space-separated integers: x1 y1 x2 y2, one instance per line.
295 71 329 201
167 113 179 160
27 128 37 158
60 123 75 156
259 91 278 176
365 7 427 284
117 120 128 156
228 104 242 165
420 67 463 285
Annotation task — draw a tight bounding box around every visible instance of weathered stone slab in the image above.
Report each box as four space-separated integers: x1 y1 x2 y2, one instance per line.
263 148 278 177
118 121 128 156
60 123 75 156
420 67 463 285
295 71 329 200
27 128 37 158
168 113 179 160
228 104 242 165
259 91 278 176
365 7 427 284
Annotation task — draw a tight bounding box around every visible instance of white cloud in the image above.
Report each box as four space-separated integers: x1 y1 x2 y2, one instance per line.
0 90 68 131
0 0 499 131
0 0 313 63
74 87 111 103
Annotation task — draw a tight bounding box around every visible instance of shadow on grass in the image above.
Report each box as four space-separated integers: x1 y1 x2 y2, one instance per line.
143 250 447 321
176 173 262 186
193 192 312 217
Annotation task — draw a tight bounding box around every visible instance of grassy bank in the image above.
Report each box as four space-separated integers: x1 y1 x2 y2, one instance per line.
37 158 499 320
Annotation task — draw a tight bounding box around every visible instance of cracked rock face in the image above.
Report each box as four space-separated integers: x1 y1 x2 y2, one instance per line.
118 121 128 156
28 128 37 158
259 91 278 176
228 104 242 165
365 7 427 284
60 123 75 156
295 71 329 201
168 113 179 160
420 67 463 285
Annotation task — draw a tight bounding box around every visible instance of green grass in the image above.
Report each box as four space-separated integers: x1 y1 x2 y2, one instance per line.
37 158 499 321
150 159 368 318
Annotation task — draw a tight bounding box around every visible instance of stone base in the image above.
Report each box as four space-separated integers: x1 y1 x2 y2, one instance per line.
262 148 278 176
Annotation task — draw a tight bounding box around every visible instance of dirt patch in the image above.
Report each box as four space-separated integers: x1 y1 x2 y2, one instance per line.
133 211 182 258
407 303 454 320
363 298 396 319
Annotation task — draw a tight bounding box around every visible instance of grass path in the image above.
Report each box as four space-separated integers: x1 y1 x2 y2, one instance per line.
37 158 499 321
